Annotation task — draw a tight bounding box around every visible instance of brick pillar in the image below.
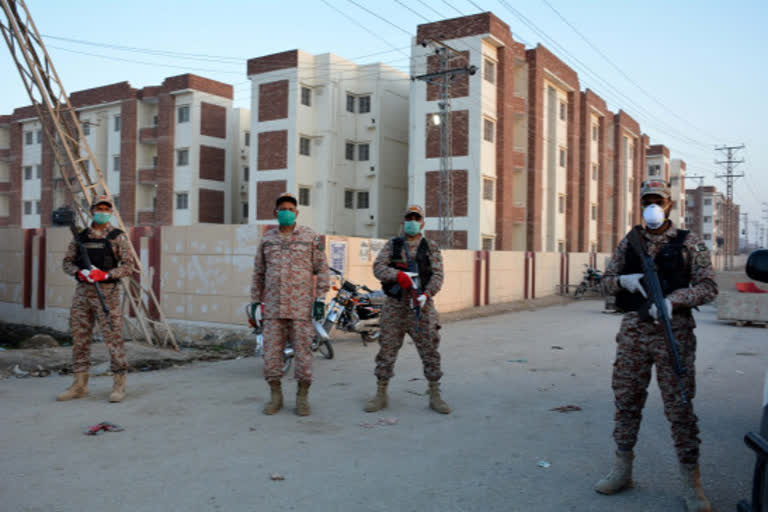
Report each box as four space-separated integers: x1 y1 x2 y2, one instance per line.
8 122 22 226
39 118 55 226
120 98 138 225
565 90 581 252
155 93 175 226
526 51 543 252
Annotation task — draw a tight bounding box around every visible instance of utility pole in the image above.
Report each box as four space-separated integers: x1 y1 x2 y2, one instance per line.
763 202 768 248
413 38 476 249
741 211 748 251
714 144 745 270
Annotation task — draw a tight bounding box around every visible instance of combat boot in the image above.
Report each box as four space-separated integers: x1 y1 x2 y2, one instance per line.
296 381 311 416
594 450 634 494
263 380 283 415
680 464 711 511
56 372 89 401
364 379 389 412
109 373 126 403
427 381 451 414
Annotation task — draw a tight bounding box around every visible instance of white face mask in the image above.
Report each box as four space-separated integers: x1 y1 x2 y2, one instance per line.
643 204 665 229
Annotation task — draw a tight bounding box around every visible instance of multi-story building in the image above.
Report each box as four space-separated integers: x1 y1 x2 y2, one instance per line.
686 186 719 250
669 158 686 227
1 74 244 228
230 107 251 224
246 49 410 239
579 89 610 253
0 115 11 226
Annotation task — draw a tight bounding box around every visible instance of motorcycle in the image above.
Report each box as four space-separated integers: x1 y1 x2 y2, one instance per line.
315 267 383 346
574 264 604 298
246 302 333 374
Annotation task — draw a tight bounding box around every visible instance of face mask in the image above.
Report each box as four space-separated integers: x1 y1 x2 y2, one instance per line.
642 204 665 229
93 212 111 224
277 210 296 226
404 220 422 236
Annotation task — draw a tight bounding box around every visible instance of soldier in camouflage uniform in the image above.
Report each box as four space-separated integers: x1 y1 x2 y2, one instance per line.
595 180 717 511
58 196 135 403
365 205 450 414
251 192 330 416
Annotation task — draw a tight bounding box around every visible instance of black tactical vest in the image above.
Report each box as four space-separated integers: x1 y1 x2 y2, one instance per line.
75 228 123 284
615 229 690 313
382 237 433 299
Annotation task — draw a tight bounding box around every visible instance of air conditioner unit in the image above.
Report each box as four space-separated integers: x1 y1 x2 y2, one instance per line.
365 214 375 226
369 165 375 173
240 183 249 193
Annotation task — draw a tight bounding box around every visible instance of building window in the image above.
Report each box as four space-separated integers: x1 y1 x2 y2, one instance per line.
344 190 354 209
703 234 711 240
114 115 121 132
299 187 310 206
484 59 495 84
176 193 189 210
482 237 494 251
357 191 370 209
153 115 159 127
25 131 33 145
559 102 567 121
591 204 597 221
483 178 494 201
24 166 32 180
592 163 598 181
301 86 312 107
346 94 355 113
82 122 90 136
648 164 661 176
592 124 598 141
113 155 121 172
558 240 565 253
685 216 693 225
24 201 32 215
299 137 311 156
358 96 371 114
358 143 370 161
483 118 495 143
152 156 158 168
177 105 190 124
35 201 41 214
36 130 43 144
242 202 248 219
628 144 633 161
176 149 189 166
345 142 355 161
36 164 42 179
704 216 712 223
559 148 566 167
244 132 250 147
704 198 712 205
558 195 566 214
243 166 249 182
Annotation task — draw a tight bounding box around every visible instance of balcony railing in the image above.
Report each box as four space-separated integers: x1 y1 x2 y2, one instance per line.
139 126 158 144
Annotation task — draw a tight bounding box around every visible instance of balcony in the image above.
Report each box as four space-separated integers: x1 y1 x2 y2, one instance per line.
138 167 157 184
139 126 158 144
137 210 155 225
0 148 10 162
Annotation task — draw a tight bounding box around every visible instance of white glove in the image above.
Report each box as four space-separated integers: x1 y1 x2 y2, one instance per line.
619 273 647 298
649 298 673 322
254 305 263 323
416 294 428 308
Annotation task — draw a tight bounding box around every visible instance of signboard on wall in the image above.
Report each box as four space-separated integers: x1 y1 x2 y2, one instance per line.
360 240 370 262
369 239 387 260
330 240 347 276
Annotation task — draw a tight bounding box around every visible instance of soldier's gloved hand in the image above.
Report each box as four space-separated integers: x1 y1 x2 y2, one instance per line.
397 271 413 290
89 269 109 282
649 298 673 322
76 269 94 283
416 293 428 308
619 273 647 298
313 298 325 321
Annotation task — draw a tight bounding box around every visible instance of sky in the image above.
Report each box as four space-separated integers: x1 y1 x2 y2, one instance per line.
1 0 766 234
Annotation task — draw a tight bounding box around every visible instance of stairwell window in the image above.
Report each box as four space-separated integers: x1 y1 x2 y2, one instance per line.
358 96 371 114
83 122 91 136
177 105 190 124
36 165 42 179
299 187 310 206
25 131 33 145
559 148 567 167
36 130 43 144
299 137 311 156
244 132 250 146
346 94 355 113
345 142 355 161
358 143 370 161
483 118 495 143
176 193 189 210
559 194 566 214
24 201 32 215
24 166 32 180
357 191 369 209
592 124 598 141
344 190 354 209
113 155 121 172
114 115 121 132
592 163 598 181
484 59 495 84
560 102 567 121
591 204 597 221
301 86 312 107
177 149 189 166
483 178 494 201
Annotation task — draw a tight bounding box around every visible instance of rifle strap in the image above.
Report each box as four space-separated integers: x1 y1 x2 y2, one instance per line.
626 226 649 259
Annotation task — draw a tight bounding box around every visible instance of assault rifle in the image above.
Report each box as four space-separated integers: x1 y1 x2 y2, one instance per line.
627 227 687 404
69 221 114 330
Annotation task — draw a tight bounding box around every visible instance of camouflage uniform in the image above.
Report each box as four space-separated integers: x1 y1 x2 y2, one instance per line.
62 223 135 374
251 225 329 383
602 223 718 464
372 235 445 382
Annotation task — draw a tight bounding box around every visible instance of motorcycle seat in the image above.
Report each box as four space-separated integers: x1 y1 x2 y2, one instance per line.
364 290 387 305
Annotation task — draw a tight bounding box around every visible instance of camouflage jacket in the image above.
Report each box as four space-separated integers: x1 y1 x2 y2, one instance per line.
373 235 444 299
602 223 718 312
250 225 330 320
62 223 136 291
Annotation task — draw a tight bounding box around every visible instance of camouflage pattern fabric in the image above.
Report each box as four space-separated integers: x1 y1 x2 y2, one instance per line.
62 223 136 374
373 235 445 382
262 319 314 383
602 223 718 465
250 225 330 320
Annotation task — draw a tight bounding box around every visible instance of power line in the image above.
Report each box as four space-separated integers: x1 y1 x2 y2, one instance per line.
441 0 465 16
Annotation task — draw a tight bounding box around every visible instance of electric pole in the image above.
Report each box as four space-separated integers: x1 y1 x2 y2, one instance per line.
413 38 476 249
714 144 745 270
763 202 768 248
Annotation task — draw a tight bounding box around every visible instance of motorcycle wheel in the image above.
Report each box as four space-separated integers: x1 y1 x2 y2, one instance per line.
316 338 334 359
360 330 380 346
574 283 587 298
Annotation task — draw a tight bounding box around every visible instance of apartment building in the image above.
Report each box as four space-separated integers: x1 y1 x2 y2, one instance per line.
0 74 243 228
685 185 721 251
669 158 686 227
579 89 611 253
0 115 10 225
246 49 410 239
230 107 251 224
409 13 528 250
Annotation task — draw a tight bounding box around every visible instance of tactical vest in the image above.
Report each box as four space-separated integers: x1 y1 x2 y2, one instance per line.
615 229 690 313
382 236 433 299
75 228 123 284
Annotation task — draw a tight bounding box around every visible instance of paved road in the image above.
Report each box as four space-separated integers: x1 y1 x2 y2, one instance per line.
0 300 764 511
